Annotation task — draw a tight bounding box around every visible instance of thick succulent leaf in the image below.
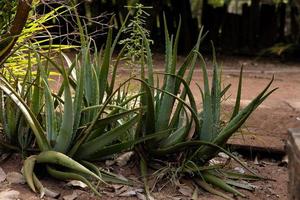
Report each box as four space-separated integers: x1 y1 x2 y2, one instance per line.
46 165 101 197
172 16 181 74
35 151 101 181
210 43 221 136
99 26 113 103
68 78 136 157
75 115 139 158
156 22 176 131
31 67 42 115
81 160 130 185
61 52 77 81
23 155 37 192
230 66 243 120
192 82 277 162
83 47 93 106
214 78 276 146
82 129 171 160
54 65 74 153
148 84 200 138
32 172 45 196
195 179 234 200
42 78 57 143
183 161 224 173
87 107 142 141
225 179 255 191
197 52 214 142
0 77 50 151
72 57 85 138
202 172 245 197
135 78 156 136
221 171 264 181
157 73 200 136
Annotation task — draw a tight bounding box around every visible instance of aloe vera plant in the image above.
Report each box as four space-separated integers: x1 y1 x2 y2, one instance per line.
128 15 205 197
123 8 278 198
0 19 149 195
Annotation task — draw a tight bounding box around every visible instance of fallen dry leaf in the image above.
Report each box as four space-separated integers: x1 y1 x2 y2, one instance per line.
115 152 134 167
0 153 10 162
233 167 245 174
67 180 88 188
105 160 115 166
178 185 193 197
192 187 199 200
218 152 229 159
254 156 259 165
136 192 155 200
118 187 144 197
63 191 78 200
44 187 60 198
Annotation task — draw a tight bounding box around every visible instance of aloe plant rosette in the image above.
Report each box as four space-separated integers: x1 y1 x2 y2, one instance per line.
132 15 277 199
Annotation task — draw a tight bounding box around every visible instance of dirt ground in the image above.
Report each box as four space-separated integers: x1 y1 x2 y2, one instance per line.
0 55 299 200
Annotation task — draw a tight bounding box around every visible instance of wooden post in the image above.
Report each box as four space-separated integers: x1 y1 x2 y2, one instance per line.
287 128 300 200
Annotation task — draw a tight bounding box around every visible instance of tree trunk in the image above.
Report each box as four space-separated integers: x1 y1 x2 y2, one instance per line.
0 0 32 66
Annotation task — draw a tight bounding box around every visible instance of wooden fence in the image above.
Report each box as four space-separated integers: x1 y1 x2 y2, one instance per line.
39 1 289 55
